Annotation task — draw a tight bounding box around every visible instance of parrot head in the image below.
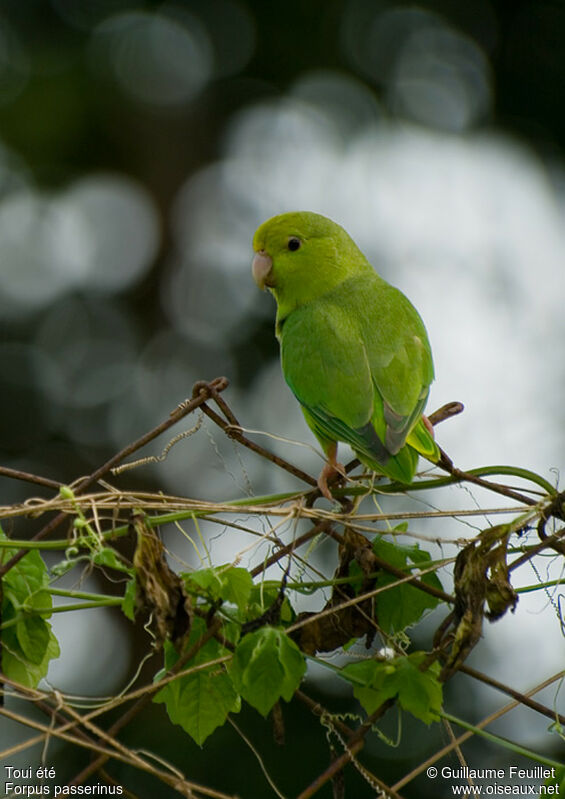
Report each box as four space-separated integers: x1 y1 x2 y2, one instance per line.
252 211 369 317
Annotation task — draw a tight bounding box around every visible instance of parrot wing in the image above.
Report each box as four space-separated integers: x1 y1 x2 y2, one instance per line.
280 277 438 483
360 277 439 463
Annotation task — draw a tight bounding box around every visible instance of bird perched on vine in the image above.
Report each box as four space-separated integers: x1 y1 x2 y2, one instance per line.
252 211 439 499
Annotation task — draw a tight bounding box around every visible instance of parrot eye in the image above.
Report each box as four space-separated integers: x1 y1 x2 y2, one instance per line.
287 237 301 252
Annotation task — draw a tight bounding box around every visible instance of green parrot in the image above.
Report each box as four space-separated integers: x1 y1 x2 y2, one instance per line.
251 211 439 499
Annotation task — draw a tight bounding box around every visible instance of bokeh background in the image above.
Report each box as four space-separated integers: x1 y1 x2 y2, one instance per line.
1 0 565 796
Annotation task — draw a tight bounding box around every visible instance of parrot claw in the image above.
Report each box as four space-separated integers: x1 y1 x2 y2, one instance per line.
317 458 346 501
422 414 435 436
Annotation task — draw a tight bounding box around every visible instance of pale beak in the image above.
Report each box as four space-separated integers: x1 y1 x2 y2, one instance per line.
252 250 273 290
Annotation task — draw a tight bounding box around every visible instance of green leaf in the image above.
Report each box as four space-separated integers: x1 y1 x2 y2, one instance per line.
121 576 137 621
183 565 252 612
51 557 82 577
372 537 443 633
347 561 364 595
16 615 50 664
231 626 306 717
247 582 294 624
1 528 60 687
3 550 50 609
154 618 239 745
550 767 565 793
2 626 60 688
393 522 409 533
341 652 443 724
218 567 253 611
92 547 132 574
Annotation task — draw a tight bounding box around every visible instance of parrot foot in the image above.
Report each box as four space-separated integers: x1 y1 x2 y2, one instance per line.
422 414 435 436
317 452 346 501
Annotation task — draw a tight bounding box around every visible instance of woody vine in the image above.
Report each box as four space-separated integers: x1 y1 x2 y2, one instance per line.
1 377 564 798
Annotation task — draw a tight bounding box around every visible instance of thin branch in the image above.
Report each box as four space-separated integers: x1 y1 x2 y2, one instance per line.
458 664 565 726
392 669 565 791
508 526 565 572
0 466 62 491
66 618 224 786
435 461 542 507
428 402 465 426
296 699 398 799
0 704 225 798
200 403 318 488
249 519 334 578
0 377 229 578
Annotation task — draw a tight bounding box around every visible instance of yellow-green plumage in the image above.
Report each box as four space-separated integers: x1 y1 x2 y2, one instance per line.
252 211 439 493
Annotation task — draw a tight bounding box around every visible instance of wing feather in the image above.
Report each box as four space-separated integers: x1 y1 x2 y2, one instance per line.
280 272 438 481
